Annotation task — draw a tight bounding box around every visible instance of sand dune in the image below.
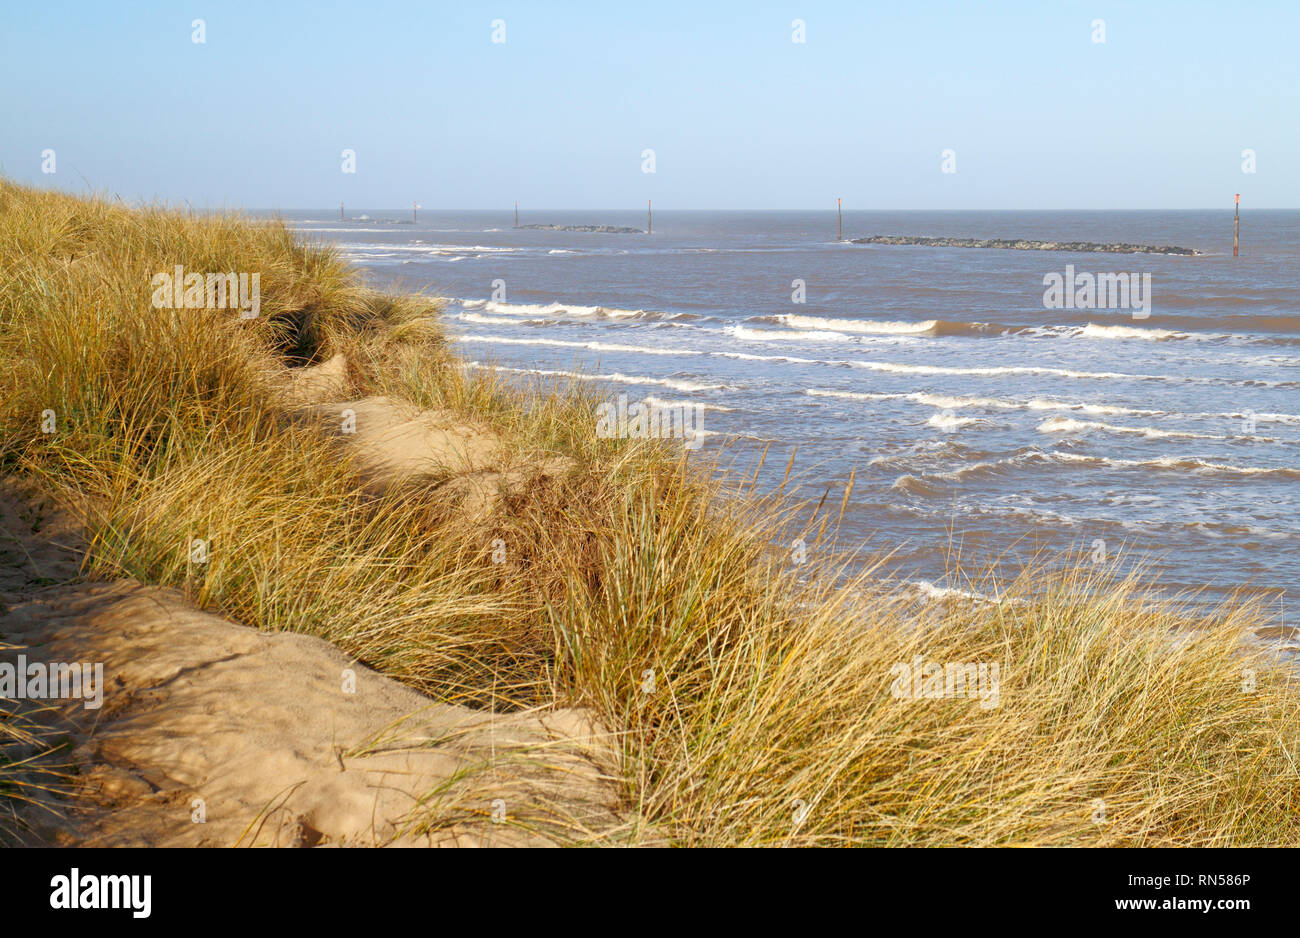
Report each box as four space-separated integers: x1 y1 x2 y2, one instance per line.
291 354 573 517
3 580 622 847
0 358 618 847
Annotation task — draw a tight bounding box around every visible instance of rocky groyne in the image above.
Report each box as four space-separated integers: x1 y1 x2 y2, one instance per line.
849 235 1198 256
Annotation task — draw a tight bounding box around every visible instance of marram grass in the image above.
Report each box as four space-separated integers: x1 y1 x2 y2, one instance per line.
1 178 1297 846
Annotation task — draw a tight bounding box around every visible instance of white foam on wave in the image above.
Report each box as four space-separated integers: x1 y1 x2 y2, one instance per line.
440 244 519 254
1234 411 1300 425
643 395 735 413
805 388 902 402
808 388 1018 412
927 413 982 429
894 448 1300 489
777 314 938 335
1024 398 1163 417
847 360 1155 381
347 242 523 257
762 316 1251 346
1036 416 1240 441
913 581 1005 604
464 299 599 316
450 297 647 319
912 392 1023 410
463 361 727 393
1051 451 1300 477
458 312 536 325
1078 323 1187 341
731 324 851 342
846 360 1299 387
453 334 703 357
892 452 1043 486
717 351 823 364
766 317 1241 345
806 388 1300 425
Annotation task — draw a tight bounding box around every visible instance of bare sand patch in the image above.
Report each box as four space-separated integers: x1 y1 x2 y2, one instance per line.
1 483 625 848
290 355 576 517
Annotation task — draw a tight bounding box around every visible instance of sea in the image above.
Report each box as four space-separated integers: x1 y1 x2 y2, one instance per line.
275 208 1300 618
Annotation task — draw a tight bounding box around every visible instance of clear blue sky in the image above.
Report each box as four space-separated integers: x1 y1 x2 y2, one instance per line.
2 0 1296 209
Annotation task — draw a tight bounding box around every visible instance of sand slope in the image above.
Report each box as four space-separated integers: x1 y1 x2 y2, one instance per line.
291 354 574 516
0 356 624 846
3 580 622 846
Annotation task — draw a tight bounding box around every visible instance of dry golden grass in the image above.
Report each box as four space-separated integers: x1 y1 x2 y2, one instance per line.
0 687 68 845
1 178 1297 846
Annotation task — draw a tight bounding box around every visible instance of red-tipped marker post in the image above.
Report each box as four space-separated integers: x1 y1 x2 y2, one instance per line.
1234 194 1240 257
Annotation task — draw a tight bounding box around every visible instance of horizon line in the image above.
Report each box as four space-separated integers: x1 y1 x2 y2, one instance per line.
241 206 1295 213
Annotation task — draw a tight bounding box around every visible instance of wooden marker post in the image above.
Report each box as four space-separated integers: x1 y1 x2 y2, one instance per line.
413 202 419 223
647 199 652 235
514 201 518 228
837 197 843 241
339 202 344 221
1234 193 1240 257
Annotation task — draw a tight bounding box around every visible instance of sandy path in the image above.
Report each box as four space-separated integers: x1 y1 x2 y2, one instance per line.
291 354 574 516
0 359 623 847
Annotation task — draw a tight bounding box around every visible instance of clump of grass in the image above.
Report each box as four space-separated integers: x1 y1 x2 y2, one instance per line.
552 532 1300 845
1 178 1297 846
0 666 67 844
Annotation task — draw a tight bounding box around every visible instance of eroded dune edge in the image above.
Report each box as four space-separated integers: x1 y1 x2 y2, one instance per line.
2 180 1298 847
